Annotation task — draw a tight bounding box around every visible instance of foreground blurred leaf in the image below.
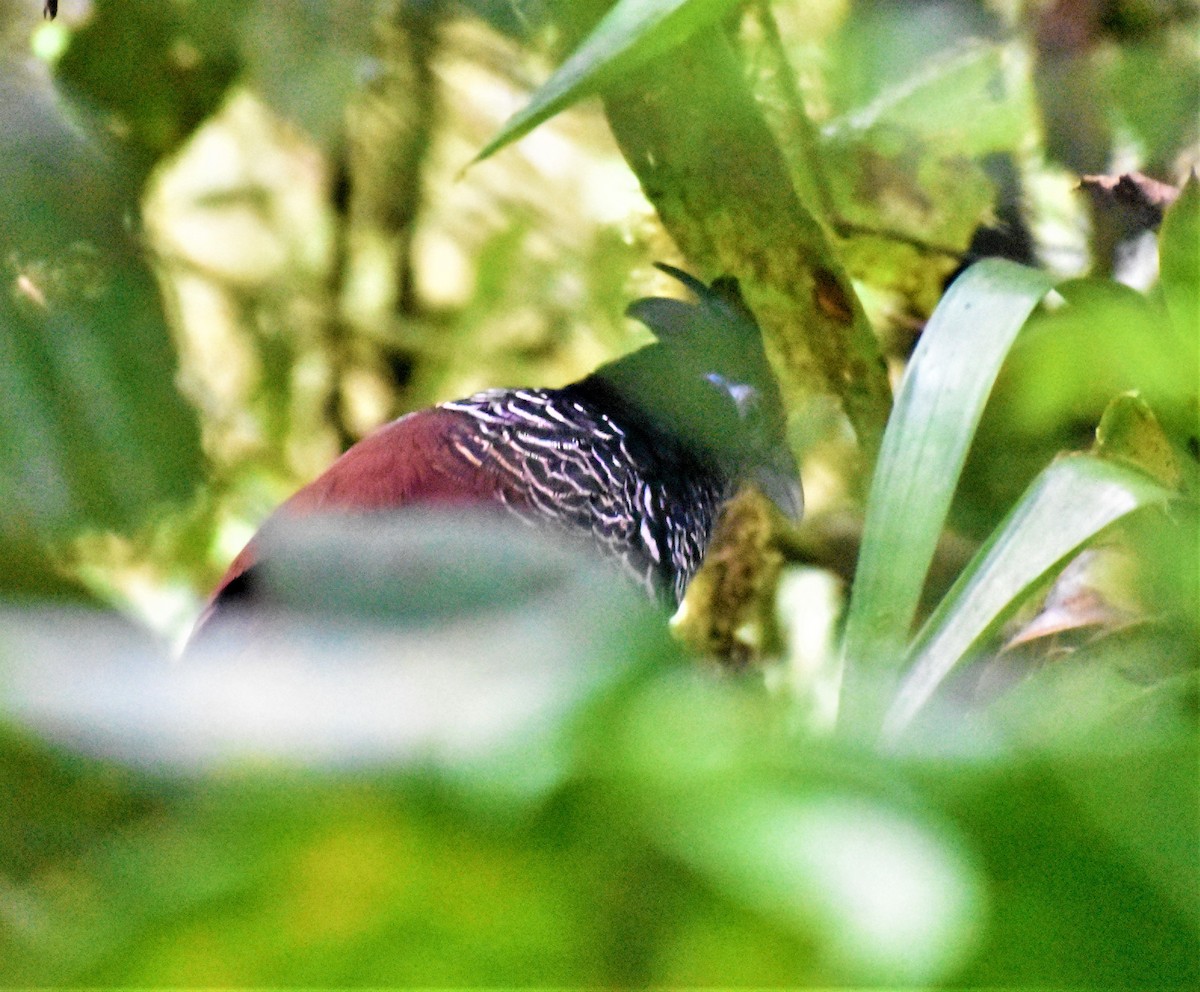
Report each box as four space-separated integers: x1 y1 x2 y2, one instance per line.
1 578 1195 984
885 454 1173 737
1007 278 1196 435
4 513 667 791
1 497 1185 983
476 0 741 161
839 259 1054 731
650 788 984 984
927 735 1198 985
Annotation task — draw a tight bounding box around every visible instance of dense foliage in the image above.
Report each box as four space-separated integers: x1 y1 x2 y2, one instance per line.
1 0 1196 985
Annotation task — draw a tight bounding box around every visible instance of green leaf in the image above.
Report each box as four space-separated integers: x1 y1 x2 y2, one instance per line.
826 43 1035 158
0 68 203 595
1003 278 1194 432
475 0 741 162
56 0 243 168
884 454 1173 738
650 788 985 985
5 513 667 793
1094 391 1184 487
839 260 1054 731
1107 41 1200 172
1157 177 1200 366
0 279 202 535
3 606 1195 984
241 0 378 149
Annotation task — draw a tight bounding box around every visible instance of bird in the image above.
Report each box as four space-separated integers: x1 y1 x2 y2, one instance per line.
193 264 801 636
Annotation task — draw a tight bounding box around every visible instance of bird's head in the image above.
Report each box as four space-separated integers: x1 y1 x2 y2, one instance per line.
618 263 802 519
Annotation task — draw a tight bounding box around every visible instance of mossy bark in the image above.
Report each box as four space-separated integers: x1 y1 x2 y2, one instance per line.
603 26 891 466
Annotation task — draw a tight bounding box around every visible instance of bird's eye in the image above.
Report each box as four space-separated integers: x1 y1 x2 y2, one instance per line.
705 372 759 419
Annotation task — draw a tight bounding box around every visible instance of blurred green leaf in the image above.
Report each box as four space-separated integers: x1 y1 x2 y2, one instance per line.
4 514 668 796
476 0 741 162
826 43 1034 159
1158 177 1200 362
240 0 377 149
840 259 1055 731
2 602 1196 984
928 739 1198 986
885 454 1173 737
254 512 618 623
0 62 203 596
823 0 1002 115
650 787 984 984
1125 500 1200 642
56 0 243 169
1004 278 1194 432
1108 39 1200 170
1060 716 1199 927
989 641 1196 754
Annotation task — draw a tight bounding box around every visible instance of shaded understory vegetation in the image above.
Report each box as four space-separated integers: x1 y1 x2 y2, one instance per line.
0 0 1196 985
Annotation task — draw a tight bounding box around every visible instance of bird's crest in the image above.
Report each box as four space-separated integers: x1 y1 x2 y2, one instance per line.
624 262 779 428
625 263 758 346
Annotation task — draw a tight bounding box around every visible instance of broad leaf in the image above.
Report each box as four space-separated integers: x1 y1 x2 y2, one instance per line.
3 512 663 786
1001 278 1194 432
56 0 243 168
0 66 203 595
1108 41 1200 174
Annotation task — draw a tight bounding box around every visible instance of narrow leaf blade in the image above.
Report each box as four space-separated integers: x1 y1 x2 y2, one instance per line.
884 454 1173 738
839 259 1054 731
475 0 740 162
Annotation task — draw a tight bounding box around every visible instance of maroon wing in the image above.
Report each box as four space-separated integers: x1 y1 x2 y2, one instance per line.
201 406 525 613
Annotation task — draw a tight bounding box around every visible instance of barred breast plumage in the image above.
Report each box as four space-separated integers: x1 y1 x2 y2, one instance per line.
440 386 728 603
